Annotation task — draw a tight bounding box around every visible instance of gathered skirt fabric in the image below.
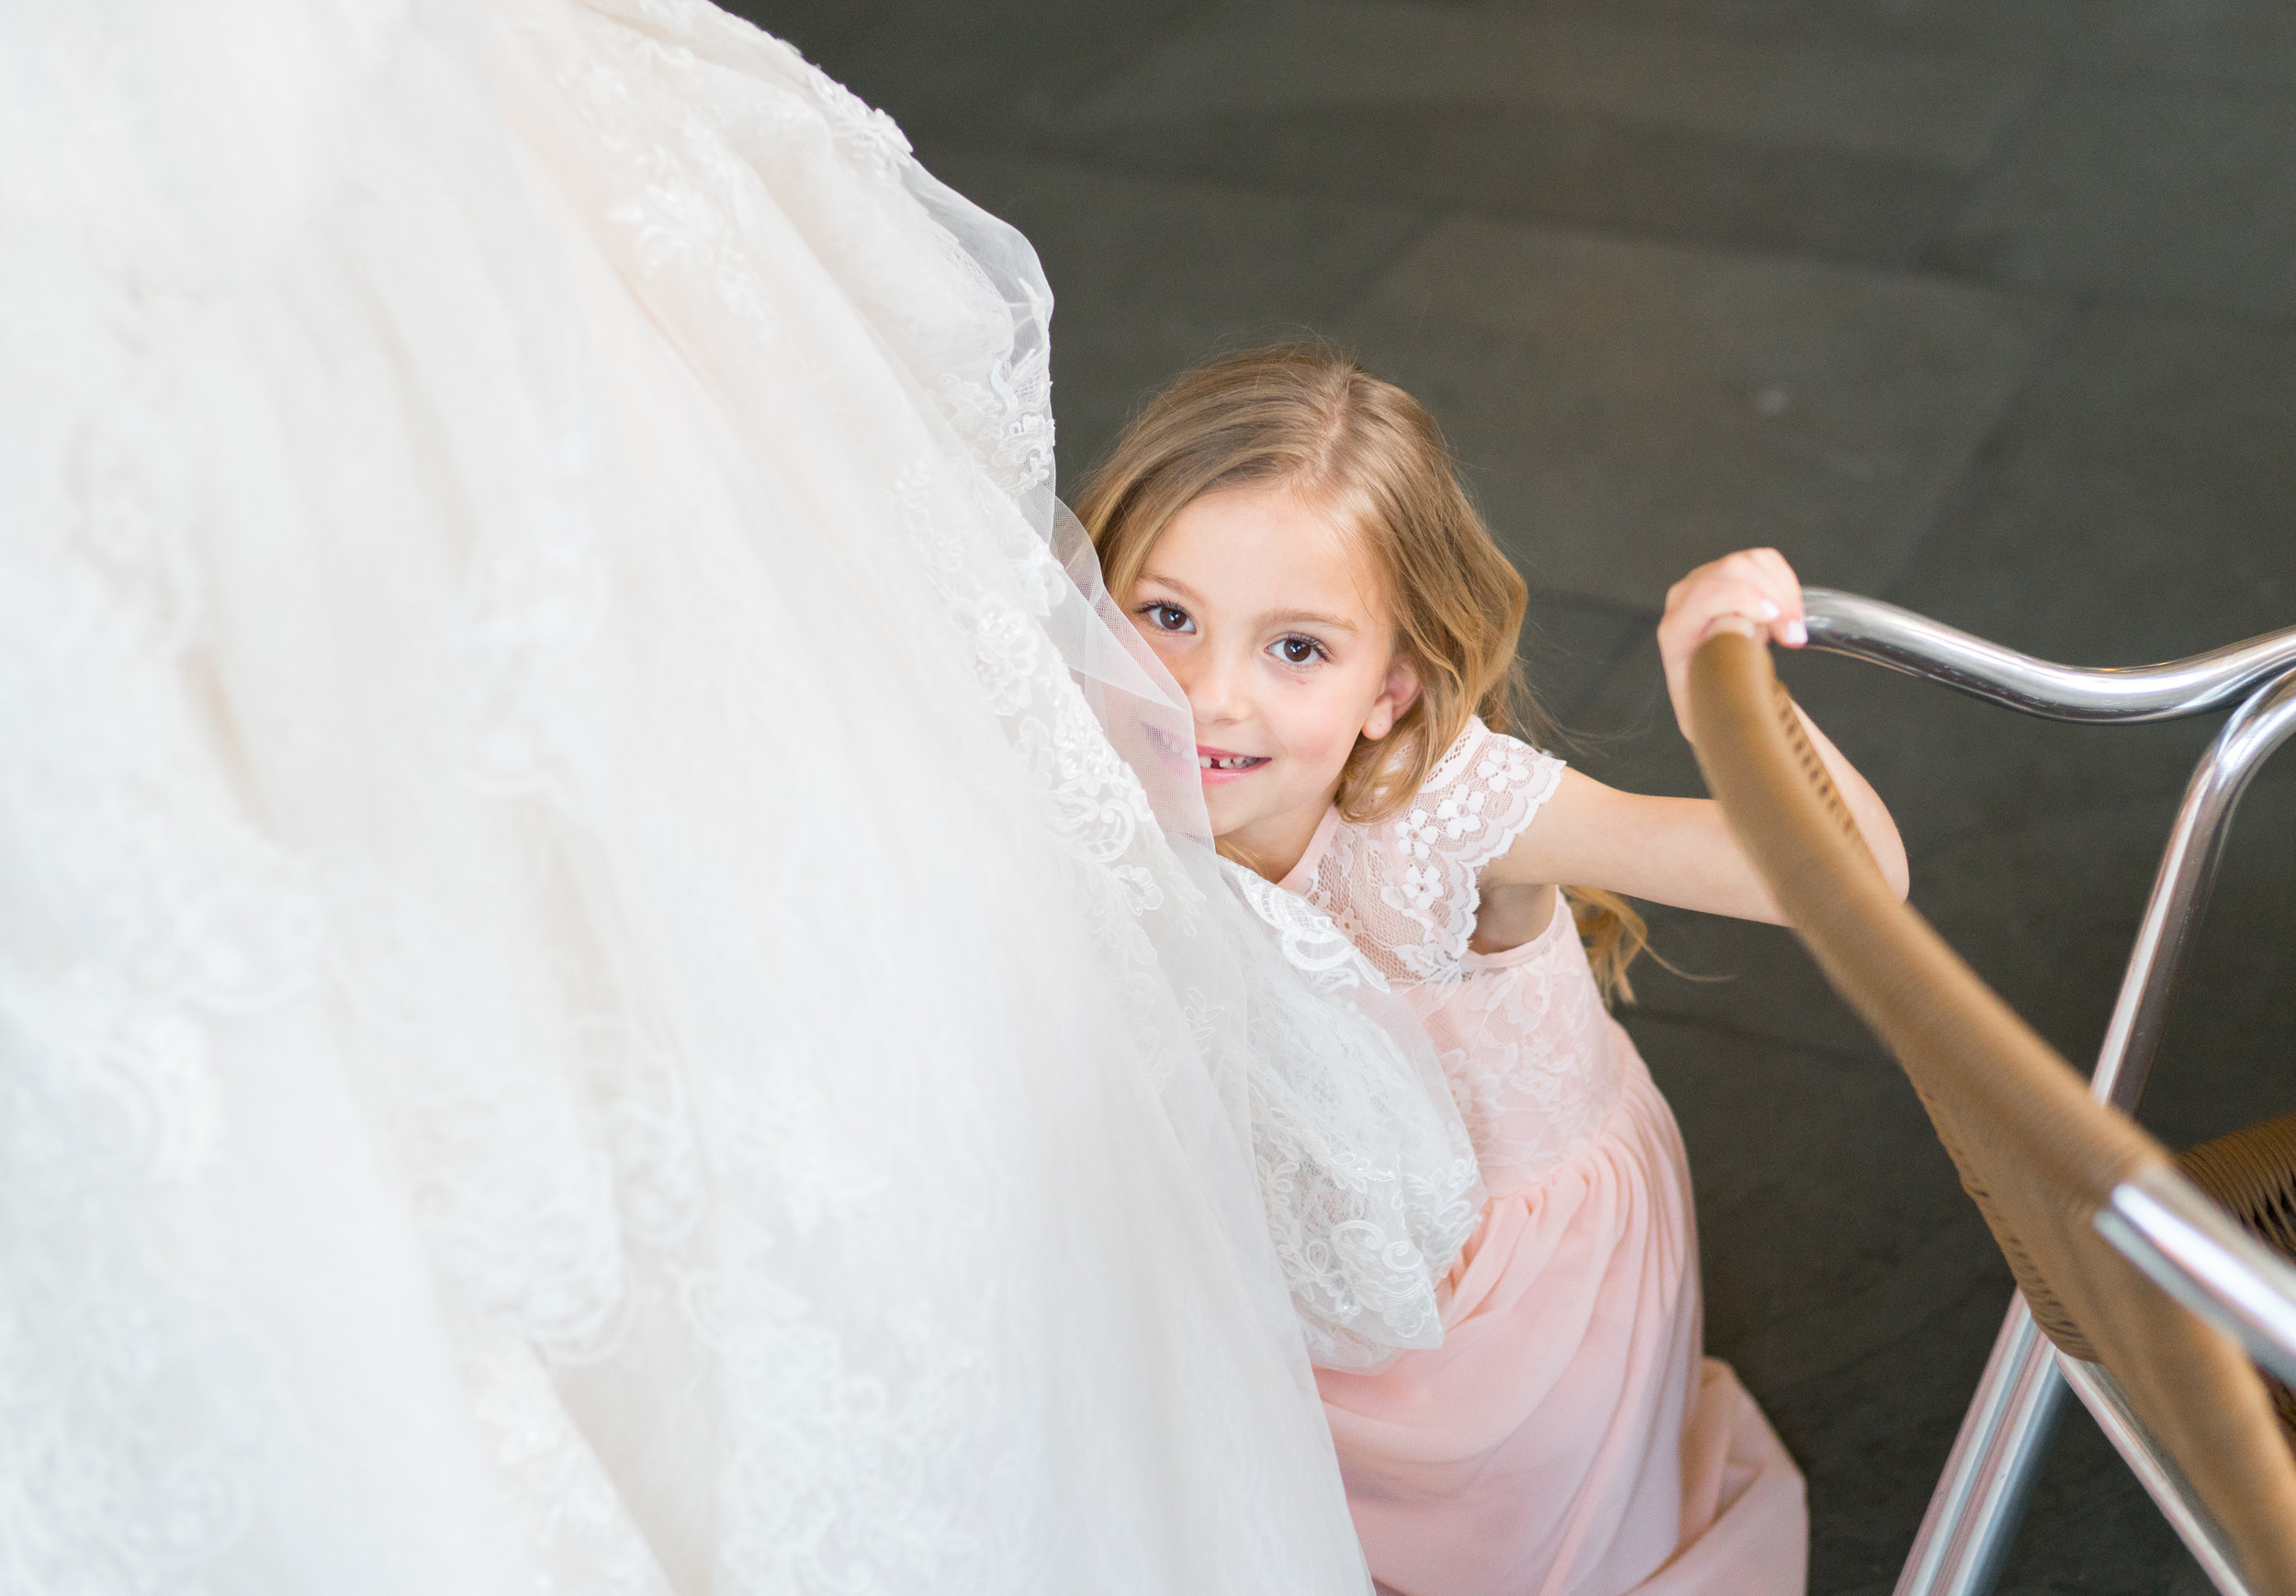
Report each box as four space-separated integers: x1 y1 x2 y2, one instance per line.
0 3 1409 1590
1319 1045 1808 1596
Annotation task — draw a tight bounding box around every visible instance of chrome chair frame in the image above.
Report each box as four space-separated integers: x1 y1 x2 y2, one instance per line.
1795 591 2296 1596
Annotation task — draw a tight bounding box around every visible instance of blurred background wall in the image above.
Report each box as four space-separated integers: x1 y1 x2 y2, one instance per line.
735 4 2296 1590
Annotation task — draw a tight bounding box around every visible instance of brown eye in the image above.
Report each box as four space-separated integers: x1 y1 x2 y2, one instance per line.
1276 636 1322 666
1143 602 1193 634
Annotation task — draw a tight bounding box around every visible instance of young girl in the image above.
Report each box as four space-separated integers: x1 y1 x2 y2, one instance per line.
1080 345 1908 1596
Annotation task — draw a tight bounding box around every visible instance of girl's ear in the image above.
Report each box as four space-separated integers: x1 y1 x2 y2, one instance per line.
1361 654 1422 741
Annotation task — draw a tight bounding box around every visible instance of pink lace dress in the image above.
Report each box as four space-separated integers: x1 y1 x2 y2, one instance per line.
1283 720 1808 1596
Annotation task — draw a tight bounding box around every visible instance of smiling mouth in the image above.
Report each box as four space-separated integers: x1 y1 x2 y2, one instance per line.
1197 747 1269 773
1140 722 1198 772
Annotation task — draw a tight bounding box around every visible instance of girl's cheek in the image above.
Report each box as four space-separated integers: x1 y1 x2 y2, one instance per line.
1277 692 1357 770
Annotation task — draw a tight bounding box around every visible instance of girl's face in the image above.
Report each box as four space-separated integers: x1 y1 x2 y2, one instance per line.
1122 481 1419 878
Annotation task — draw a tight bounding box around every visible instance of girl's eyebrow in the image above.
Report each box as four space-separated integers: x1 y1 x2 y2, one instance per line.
1267 608 1357 633
1136 570 1357 634
1136 568 1203 602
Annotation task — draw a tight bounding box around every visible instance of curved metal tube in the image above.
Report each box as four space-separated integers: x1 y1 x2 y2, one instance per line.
1798 594 2296 1596
2088 667 2296 1110
1896 670 2296 1596
1801 590 2296 724
2101 1165 2296 1389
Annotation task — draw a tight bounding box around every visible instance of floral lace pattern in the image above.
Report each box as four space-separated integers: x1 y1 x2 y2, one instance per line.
1438 912 1626 1190
1309 718 1564 990
1220 860 1484 1367
771 35 912 177
937 341 1056 499
1296 720 1625 1188
0 969 276 1595
2 0 1437 1589
899 433 1481 1369
1224 859 1389 995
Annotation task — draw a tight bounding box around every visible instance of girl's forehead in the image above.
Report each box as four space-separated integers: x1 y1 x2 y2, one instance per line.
1152 483 1388 623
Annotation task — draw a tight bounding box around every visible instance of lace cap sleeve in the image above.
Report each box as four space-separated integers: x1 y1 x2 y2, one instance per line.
1305 719 1565 987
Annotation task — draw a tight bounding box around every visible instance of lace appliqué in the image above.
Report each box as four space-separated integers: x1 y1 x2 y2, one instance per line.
324 866 634 1359
0 969 278 1594
1298 722 1626 1185
895 460 1164 903
591 0 913 180
462 1334 674 1596
1392 734 1543 911
551 6 917 340
1218 861 1482 1369
937 340 1055 498
1223 859 1387 995
1435 922 1625 1188
1309 720 1564 990
766 32 913 178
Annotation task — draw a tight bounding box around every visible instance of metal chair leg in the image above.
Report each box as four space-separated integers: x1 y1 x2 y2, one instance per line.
1895 1297 2068 1596
1791 602 2296 1594
2088 670 2296 1116
2054 1354 2258 1596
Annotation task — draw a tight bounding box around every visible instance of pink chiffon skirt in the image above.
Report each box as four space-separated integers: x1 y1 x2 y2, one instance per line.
1317 1051 1807 1596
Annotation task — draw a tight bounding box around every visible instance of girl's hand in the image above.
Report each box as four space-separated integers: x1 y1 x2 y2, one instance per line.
1657 547 1806 745
1488 544 1908 921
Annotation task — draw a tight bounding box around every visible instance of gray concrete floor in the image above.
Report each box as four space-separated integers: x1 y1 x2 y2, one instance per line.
737 4 2296 1590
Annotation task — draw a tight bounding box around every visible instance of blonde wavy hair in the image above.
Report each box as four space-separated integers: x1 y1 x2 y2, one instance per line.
1076 342 1648 1004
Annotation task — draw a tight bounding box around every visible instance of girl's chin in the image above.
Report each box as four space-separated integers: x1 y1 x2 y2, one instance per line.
1201 790 1277 838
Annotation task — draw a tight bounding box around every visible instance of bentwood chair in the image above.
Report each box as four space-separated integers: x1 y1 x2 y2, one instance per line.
1687 613 2296 1596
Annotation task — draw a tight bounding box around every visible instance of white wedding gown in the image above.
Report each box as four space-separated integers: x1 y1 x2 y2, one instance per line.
0 3 1484 1592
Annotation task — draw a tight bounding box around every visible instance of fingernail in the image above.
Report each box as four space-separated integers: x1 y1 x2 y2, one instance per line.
1757 600 1781 621
1785 621 1808 646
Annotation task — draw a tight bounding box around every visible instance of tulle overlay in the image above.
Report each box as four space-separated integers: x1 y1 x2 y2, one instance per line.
1289 725 1807 1595
0 4 1480 1591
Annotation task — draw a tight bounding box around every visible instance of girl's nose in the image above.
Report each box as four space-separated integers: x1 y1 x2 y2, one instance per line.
1176 646 1251 725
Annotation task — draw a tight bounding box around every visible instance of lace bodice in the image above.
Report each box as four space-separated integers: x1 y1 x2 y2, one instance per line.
1286 721 1625 1189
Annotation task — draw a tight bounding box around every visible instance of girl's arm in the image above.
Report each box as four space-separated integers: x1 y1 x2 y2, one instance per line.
1485 549 1908 927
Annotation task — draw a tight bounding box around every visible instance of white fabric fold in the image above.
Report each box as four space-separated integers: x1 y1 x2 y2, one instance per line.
0 3 1480 1591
